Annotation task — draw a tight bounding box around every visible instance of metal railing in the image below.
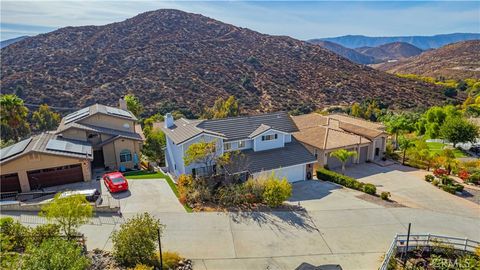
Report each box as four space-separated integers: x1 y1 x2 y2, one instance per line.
379 234 480 270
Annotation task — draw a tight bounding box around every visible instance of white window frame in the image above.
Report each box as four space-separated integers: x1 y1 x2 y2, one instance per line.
224 142 232 151
238 140 246 149
261 134 277 141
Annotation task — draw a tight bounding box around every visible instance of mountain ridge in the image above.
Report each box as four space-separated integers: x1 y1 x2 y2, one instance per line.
1 9 450 116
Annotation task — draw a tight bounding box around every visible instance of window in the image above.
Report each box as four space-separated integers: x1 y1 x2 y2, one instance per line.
261 134 277 141
238 140 246 148
314 149 318 158
120 149 132 162
224 142 232 151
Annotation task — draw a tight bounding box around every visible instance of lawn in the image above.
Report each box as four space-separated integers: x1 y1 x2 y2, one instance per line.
123 170 193 212
426 142 467 158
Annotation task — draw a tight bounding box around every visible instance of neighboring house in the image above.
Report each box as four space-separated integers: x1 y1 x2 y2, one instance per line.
0 101 144 193
155 112 316 183
292 113 387 171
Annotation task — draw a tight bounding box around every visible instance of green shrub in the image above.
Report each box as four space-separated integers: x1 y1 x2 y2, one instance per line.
363 183 377 195
217 184 246 207
380 192 391 200
316 169 377 195
441 185 456 194
432 179 440 186
22 238 90 270
454 184 464 192
243 178 266 203
424 175 434 182
111 213 164 267
261 173 292 208
129 264 153 270
29 223 61 246
0 217 30 252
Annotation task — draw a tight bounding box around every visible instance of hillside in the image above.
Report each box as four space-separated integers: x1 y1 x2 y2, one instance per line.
1 9 449 115
314 41 376 64
0 36 29 49
310 33 480 50
374 40 480 80
356 42 423 62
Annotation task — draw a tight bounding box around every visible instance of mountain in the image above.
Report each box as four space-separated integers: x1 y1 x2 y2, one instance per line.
374 40 480 80
0 36 29 49
313 41 376 64
309 33 480 50
355 42 423 62
1 9 450 115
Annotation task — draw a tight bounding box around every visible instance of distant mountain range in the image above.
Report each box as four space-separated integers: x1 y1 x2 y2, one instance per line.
0 9 451 115
0 36 29 49
373 40 480 80
309 33 480 50
313 41 423 64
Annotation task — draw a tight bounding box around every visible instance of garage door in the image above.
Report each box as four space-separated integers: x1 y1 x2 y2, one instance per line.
1 173 21 193
27 164 84 190
359 146 369 163
271 165 306 183
327 150 355 169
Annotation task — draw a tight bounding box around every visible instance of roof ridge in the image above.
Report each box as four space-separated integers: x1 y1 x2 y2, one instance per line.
201 111 288 123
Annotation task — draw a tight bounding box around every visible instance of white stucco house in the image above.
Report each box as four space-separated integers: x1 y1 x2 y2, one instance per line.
156 112 316 183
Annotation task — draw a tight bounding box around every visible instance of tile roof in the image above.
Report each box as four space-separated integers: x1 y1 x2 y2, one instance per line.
338 121 385 139
291 114 329 129
58 122 143 141
241 141 316 174
248 124 272 138
157 111 298 144
293 126 370 150
0 132 93 164
328 114 385 131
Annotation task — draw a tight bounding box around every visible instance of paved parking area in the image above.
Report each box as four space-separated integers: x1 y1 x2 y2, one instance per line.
3 164 479 270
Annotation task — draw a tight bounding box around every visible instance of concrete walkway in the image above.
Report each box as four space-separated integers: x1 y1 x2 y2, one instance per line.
2 165 479 270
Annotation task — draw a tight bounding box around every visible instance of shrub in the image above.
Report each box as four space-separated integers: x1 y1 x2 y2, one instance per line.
129 264 153 270
261 173 292 208
0 217 30 252
467 172 480 185
40 193 93 239
440 176 453 185
217 184 246 207
154 251 184 269
380 192 391 200
424 175 434 182
433 168 448 178
441 185 456 194
454 184 464 192
29 223 61 246
111 213 164 267
177 174 193 204
22 238 90 270
363 183 377 195
243 178 266 203
432 179 440 186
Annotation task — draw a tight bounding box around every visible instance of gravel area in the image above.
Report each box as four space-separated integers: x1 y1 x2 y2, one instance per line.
356 193 406 208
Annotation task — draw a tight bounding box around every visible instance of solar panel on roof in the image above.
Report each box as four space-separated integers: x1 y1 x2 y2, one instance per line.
46 139 92 156
0 137 32 161
105 107 133 118
64 107 89 121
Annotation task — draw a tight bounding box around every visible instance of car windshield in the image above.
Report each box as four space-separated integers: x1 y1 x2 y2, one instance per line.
110 176 125 183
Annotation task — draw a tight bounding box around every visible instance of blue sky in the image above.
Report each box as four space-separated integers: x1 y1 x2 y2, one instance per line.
1 1 479 41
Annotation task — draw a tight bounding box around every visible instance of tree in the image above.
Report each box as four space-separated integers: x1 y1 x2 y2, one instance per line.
202 96 239 119
32 104 61 131
416 105 461 138
350 103 362 118
440 117 479 147
437 149 458 175
418 149 437 171
124 94 144 117
40 194 93 239
398 136 414 165
0 94 30 142
22 238 90 270
183 140 218 177
384 113 417 148
111 213 164 267
142 113 164 137
142 128 166 166
329 149 357 174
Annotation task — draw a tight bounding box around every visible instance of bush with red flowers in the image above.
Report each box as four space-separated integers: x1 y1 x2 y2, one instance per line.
458 170 470 181
433 168 448 178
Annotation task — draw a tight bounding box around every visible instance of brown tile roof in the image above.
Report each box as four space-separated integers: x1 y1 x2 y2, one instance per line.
293 126 370 150
328 114 385 131
291 113 329 129
338 121 385 139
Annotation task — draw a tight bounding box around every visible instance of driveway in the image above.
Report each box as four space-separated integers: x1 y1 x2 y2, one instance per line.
341 163 480 218
2 165 479 270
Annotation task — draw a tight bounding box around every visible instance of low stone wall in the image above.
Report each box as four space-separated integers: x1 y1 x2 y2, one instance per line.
1 200 120 213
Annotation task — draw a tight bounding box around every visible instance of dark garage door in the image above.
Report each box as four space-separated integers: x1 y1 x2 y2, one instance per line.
1 173 21 193
27 164 84 190
359 146 369 163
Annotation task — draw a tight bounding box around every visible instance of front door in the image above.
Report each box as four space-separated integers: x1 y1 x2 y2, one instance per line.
92 149 105 168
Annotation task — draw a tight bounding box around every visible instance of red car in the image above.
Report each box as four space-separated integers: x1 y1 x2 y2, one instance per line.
103 172 129 193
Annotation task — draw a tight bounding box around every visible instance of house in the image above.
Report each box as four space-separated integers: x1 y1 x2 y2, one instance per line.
292 113 387 170
156 111 317 182
0 101 144 193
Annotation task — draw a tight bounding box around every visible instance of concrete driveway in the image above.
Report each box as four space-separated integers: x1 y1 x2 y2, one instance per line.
341 163 480 218
3 165 479 270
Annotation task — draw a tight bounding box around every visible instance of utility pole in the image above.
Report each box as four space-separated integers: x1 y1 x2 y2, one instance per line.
157 228 163 270
403 223 411 266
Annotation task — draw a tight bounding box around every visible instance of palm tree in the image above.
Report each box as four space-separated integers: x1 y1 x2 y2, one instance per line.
330 149 357 174
0 94 30 142
398 136 414 165
440 149 458 175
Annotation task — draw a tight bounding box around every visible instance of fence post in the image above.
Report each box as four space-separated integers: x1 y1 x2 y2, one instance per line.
464 238 468 251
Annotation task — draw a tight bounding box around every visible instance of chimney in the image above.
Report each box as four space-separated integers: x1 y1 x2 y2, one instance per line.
165 113 174 128
119 97 127 110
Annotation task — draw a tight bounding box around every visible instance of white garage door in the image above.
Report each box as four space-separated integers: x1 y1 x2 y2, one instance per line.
253 164 306 183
